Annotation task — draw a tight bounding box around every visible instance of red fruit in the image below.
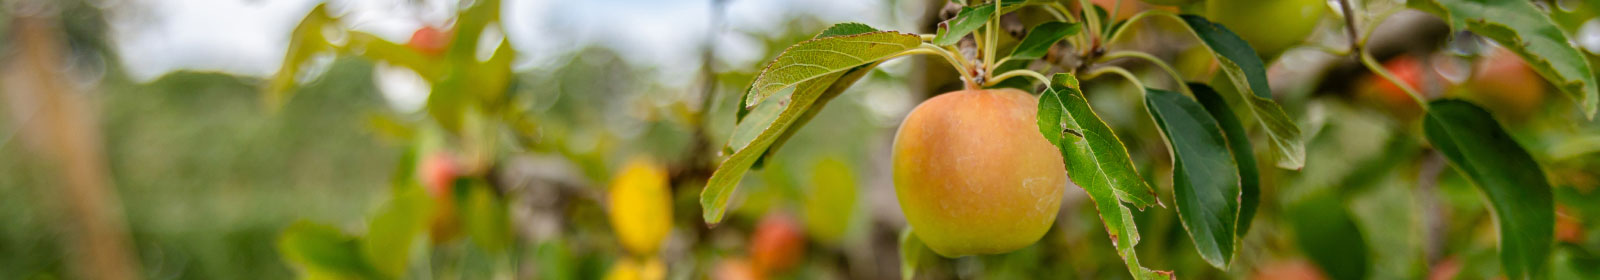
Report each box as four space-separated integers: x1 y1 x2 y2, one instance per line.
420 152 459 198
419 152 460 242
1428 257 1462 280
749 215 805 274
892 88 1066 257
1468 48 1546 120
1253 260 1328 280
1557 205 1583 244
408 25 452 56
1373 56 1426 103
1361 55 1434 117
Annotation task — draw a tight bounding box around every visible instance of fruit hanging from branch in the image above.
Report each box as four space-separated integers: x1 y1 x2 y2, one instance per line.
892 88 1066 257
608 158 674 257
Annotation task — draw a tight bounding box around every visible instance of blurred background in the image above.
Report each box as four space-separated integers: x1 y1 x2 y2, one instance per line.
1 0 1599 279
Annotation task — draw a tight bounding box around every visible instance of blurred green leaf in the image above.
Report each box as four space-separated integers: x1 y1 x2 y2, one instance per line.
1037 74 1171 280
1423 99 1555 279
1178 14 1304 169
462 181 512 252
804 157 859 245
345 31 443 80
899 227 931 280
1410 0 1598 118
279 221 380 279
1037 73 1159 209
363 187 433 278
1007 21 1080 60
741 25 919 109
931 4 994 46
267 4 338 109
1288 191 1370 280
1554 244 1600 279
1144 87 1240 269
1190 83 1259 238
447 0 500 60
468 38 517 101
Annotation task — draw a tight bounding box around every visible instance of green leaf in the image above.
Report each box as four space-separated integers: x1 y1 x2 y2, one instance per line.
741 26 919 109
267 4 338 109
363 187 434 278
447 0 500 60
1037 74 1159 209
1178 14 1305 169
1288 191 1371 280
1190 83 1259 238
462 181 512 252
706 24 914 224
1410 0 1598 118
345 31 444 80
817 22 880 38
1144 87 1241 269
1007 21 1081 61
705 77 829 224
1038 74 1172 280
279 221 380 279
899 227 932 280
754 63 880 167
738 23 882 123
1423 99 1555 279
931 4 996 46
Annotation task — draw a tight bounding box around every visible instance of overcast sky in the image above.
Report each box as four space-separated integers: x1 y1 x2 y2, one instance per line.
108 0 924 86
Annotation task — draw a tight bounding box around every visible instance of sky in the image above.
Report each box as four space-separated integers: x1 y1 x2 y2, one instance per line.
108 0 922 87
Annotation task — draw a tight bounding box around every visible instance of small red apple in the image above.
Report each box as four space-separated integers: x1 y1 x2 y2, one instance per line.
749 214 805 274
1557 205 1583 244
713 258 759 280
419 151 461 243
420 151 460 198
1468 48 1546 120
407 25 452 56
1360 55 1437 118
1253 259 1328 280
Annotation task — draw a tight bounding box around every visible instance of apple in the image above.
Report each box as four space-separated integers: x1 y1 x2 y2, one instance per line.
419 152 461 243
1206 0 1327 60
607 158 674 256
749 214 805 274
892 88 1067 257
407 25 451 56
713 257 759 280
1360 54 1431 118
1252 259 1329 280
1467 48 1546 120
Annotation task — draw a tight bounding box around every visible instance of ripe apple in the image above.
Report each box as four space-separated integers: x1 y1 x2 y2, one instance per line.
892 88 1067 257
1467 48 1546 120
1091 0 1143 21
713 257 758 280
1252 259 1328 280
1557 205 1582 244
407 25 451 56
749 214 805 273
1360 54 1431 118
1206 0 1327 60
419 151 461 243
607 158 674 256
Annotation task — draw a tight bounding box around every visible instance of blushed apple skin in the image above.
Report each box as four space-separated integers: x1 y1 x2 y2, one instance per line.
892 88 1067 257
